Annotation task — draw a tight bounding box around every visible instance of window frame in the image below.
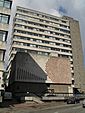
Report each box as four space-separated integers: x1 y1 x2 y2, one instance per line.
0 14 9 24
0 30 7 41
0 0 12 9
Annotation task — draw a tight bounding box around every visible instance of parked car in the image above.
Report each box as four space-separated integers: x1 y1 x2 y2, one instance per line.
82 99 85 108
67 96 80 104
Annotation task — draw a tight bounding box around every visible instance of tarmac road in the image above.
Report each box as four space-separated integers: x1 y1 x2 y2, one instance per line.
29 103 85 113
0 101 85 113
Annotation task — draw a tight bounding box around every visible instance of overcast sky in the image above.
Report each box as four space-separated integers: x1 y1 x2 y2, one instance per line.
6 0 85 66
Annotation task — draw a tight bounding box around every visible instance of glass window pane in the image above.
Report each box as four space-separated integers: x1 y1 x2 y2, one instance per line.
0 31 6 41
0 33 3 41
0 51 4 61
3 33 6 41
2 15 8 24
0 1 3 7
4 1 11 9
0 14 2 22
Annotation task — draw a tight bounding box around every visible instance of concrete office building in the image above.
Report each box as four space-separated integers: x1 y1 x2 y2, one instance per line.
9 6 84 94
0 0 12 91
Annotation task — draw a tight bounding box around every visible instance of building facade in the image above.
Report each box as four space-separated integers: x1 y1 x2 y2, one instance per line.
8 52 71 96
63 16 84 92
9 6 84 93
0 0 12 91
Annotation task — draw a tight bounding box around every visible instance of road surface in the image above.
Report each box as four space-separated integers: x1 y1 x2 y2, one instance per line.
0 102 85 113
29 103 85 113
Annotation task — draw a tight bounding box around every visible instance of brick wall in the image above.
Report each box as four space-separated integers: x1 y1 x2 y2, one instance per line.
46 57 71 84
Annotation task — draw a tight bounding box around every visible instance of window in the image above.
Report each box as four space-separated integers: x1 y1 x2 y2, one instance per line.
0 51 4 61
0 14 9 24
50 42 55 45
60 24 68 28
60 44 63 47
0 0 12 9
44 52 49 56
2 15 8 23
72 73 74 78
23 43 27 46
72 80 74 85
30 44 36 48
4 0 11 8
60 34 64 36
38 52 42 55
62 20 66 23
60 29 70 34
0 0 4 7
0 31 7 41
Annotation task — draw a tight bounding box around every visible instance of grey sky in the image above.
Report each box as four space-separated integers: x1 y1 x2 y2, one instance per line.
6 0 85 67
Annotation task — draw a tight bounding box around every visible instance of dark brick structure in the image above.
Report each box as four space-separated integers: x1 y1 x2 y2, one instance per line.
8 52 48 96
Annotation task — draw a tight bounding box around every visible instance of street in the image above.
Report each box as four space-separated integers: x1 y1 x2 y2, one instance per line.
0 102 85 113
29 103 85 113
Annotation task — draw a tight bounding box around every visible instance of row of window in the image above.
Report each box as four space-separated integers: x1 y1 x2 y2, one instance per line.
14 35 71 44
15 18 70 34
12 40 72 55
0 0 12 9
15 23 70 35
13 39 71 49
58 54 73 59
14 37 69 45
60 24 70 28
16 14 69 31
12 48 49 56
0 14 9 24
14 29 71 43
16 68 45 81
11 47 73 60
61 49 72 53
17 8 68 24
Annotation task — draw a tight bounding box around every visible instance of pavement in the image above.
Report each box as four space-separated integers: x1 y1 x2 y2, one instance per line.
29 103 85 113
0 101 84 113
0 101 66 113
